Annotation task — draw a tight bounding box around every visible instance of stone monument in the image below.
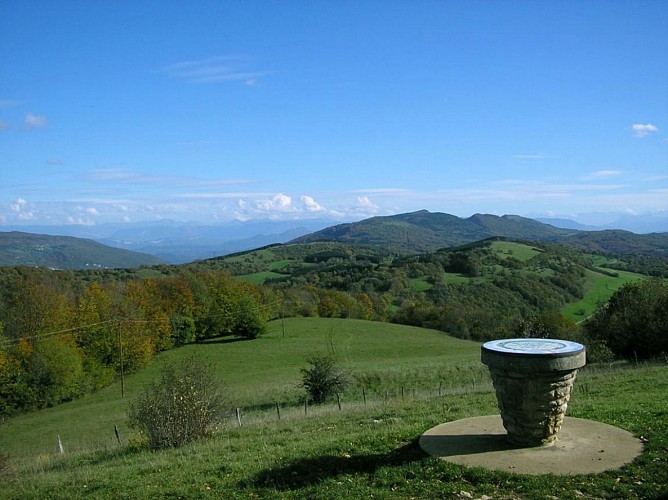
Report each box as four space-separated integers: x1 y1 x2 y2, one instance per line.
481 338 586 446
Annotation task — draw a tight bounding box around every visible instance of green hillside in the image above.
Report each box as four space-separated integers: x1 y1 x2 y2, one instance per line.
0 231 163 269
1 318 481 461
290 210 668 259
194 239 649 331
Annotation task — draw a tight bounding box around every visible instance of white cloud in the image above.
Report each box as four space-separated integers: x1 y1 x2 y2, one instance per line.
632 123 659 137
24 113 48 129
86 207 100 216
10 198 27 212
0 120 10 130
255 193 293 211
355 195 380 213
66 216 95 225
301 195 325 212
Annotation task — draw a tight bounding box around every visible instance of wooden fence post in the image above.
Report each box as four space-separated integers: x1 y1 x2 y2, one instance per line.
55 435 64 454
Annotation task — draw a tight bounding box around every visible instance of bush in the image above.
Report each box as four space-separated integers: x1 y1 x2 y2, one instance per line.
127 355 227 449
584 278 668 360
300 355 349 404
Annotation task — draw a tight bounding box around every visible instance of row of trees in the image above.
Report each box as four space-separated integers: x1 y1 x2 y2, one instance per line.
0 268 269 415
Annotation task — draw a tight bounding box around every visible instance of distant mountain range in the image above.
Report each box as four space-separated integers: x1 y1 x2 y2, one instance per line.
537 213 668 233
0 232 163 269
290 210 668 258
0 218 336 264
1 211 667 268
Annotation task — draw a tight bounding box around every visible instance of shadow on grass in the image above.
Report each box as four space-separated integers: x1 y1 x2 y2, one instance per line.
245 439 427 490
38 445 143 473
198 336 249 345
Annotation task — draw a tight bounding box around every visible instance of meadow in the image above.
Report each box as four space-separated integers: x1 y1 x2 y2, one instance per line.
2 318 667 498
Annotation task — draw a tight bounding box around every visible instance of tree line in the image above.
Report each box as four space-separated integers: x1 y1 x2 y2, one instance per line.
0 268 270 415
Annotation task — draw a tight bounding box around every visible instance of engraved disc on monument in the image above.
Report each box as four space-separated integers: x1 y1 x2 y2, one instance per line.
483 339 585 356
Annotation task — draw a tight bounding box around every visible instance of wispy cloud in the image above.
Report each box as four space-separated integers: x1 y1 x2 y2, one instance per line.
513 153 553 160
0 99 20 108
24 113 48 130
631 123 659 137
0 120 10 130
158 56 269 85
85 168 251 188
580 170 623 181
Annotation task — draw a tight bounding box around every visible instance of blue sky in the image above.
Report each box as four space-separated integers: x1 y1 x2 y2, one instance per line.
1 1 666 227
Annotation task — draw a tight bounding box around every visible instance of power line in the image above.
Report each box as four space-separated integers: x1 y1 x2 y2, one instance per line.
0 319 118 346
0 311 235 346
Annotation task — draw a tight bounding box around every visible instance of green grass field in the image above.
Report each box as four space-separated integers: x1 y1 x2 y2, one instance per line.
489 240 543 261
1 316 666 499
562 268 644 322
2 354 666 498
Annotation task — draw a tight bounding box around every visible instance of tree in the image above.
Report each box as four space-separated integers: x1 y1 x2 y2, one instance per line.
169 315 196 346
232 294 266 339
584 278 668 359
300 355 349 404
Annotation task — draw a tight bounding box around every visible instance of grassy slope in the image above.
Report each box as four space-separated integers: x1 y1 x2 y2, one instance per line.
0 318 480 462
2 362 666 499
562 268 644 321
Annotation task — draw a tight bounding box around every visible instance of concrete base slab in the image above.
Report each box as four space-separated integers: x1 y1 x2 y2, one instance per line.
419 415 643 475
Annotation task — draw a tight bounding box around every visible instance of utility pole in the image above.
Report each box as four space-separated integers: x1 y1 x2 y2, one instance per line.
118 321 125 398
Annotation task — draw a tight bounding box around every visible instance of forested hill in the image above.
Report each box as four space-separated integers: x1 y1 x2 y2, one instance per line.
0 231 163 269
290 210 668 258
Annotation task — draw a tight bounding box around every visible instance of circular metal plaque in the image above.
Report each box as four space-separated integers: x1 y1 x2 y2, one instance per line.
483 338 584 355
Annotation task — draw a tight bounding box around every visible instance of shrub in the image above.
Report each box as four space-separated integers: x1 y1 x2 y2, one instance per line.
127 355 227 449
584 278 668 360
300 355 349 404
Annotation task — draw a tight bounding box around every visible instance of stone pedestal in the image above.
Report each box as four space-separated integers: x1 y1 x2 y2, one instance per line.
481 339 586 447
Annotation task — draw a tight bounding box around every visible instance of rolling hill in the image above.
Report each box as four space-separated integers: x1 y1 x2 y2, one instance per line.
290 210 668 258
0 231 163 269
